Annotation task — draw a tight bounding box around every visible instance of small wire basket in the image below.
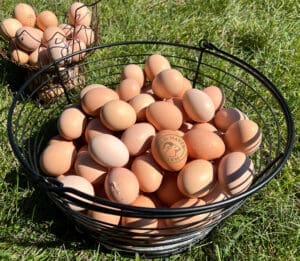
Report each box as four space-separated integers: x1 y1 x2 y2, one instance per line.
7 40 295 257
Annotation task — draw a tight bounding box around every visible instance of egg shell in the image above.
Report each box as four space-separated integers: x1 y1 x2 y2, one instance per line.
182 89 215 123
84 118 113 143
152 69 184 99
156 172 185 207
203 86 225 111
167 97 191 122
100 100 137 131
40 142 77 177
131 152 164 193
59 175 95 212
58 23 74 39
89 134 129 168
13 3 36 27
201 183 227 203
80 84 107 100
0 18 23 39
191 122 218 132
116 78 141 101
214 108 248 132
128 93 155 122
183 129 225 160
47 38 72 66
11 48 29 65
146 101 183 131
121 64 145 88
57 106 87 140
224 119 262 155
68 39 86 63
29 46 50 67
74 25 94 46
179 78 193 97
177 159 216 198
36 10 58 31
144 54 171 81
15 26 42 52
104 167 139 204
48 135 76 147
88 208 121 226
43 26 66 45
68 2 92 26
81 87 119 116
218 152 254 196
151 130 188 171
74 151 107 184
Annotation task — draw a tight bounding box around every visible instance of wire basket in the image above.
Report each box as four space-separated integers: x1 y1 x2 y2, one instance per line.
7 40 295 257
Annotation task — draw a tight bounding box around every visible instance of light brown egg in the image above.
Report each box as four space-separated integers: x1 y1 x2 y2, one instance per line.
146 101 183 131
84 118 113 143
201 183 227 203
179 78 193 97
79 84 107 100
224 119 262 155
81 87 119 116
121 122 155 156
128 93 155 122
152 69 184 99
89 134 129 168
43 26 66 45
121 64 145 88
57 106 87 140
74 25 94 47
88 208 121 226
183 129 225 160
177 159 216 198
104 167 139 204
47 38 72 66
166 97 190 122
59 175 94 212
68 39 86 63
29 46 50 67
151 130 188 171
214 108 248 132
58 23 74 39
144 54 171 81
74 151 107 184
11 48 29 65
15 26 42 52
203 86 225 111
218 152 254 196
191 122 218 132
116 78 141 101
36 10 58 31
13 3 36 27
0 18 23 39
100 100 137 131
131 152 164 193
182 89 215 123
40 141 77 177
48 135 76 147
156 172 185 207
68 2 92 27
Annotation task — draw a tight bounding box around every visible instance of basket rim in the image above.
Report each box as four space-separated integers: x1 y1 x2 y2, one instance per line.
6 39 296 214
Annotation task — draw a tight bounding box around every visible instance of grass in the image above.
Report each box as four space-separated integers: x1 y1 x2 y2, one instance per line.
0 0 299 260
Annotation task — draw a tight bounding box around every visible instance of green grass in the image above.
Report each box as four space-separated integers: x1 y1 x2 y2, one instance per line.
0 0 299 260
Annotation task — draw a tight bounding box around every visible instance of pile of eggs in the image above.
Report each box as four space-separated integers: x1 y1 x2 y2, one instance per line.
0 2 95 66
39 54 262 232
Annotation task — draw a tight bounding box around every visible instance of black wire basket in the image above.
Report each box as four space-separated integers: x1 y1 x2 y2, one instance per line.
7 40 295 257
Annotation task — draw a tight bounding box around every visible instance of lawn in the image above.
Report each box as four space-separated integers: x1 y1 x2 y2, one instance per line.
0 0 299 260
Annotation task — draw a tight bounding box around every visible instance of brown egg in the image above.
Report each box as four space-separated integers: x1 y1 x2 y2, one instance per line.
100 100 137 131
166 97 190 122
214 108 248 132
116 78 141 101
156 172 185 207
59 175 94 212
121 64 145 88
81 87 119 116
13 3 36 27
84 118 113 143
36 10 58 31
88 208 121 226
151 130 188 171
191 122 218 132
177 159 216 198
218 152 254 196
68 2 92 27
40 141 77 177
183 129 225 160
203 86 225 111
179 78 193 97
48 135 76 147
79 84 107 100
121 122 155 156
43 26 66 45
29 46 50 67
89 134 129 168
74 25 94 47
11 48 29 65
128 93 155 122
57 106 87 140
131 152 164 193
0 18 23 39
58 23 74 39
152 69 184 99
104 167 139 204
224 119 262 155
182 89 215 123
144 54 171 81
47 38 72 66
68 39 86 63
15 26 42 52
146 101 183 130
201 183 227 203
